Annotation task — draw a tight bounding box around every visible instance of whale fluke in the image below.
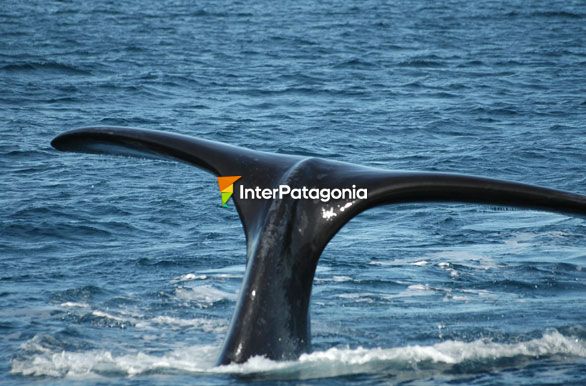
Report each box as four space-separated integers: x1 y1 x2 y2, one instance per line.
51 127 586 364
51 126 303 243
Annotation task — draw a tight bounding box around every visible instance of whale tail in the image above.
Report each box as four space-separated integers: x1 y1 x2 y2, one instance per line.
51 127 586 364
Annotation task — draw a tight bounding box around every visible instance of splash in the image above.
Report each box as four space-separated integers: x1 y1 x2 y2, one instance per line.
11 330 586 380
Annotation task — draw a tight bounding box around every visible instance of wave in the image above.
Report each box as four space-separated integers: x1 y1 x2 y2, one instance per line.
11 330 586 380
529 11 583 19
58 304 228 333
0 61 91 75
398 59 444 68
333 58 378 69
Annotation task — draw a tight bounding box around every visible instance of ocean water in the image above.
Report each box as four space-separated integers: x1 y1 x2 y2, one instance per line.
2 0 586 384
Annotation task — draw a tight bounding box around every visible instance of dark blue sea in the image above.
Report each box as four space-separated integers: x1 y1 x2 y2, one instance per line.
2 0 586 384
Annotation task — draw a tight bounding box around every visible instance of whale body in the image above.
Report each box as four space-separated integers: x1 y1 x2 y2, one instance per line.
51 127 586 365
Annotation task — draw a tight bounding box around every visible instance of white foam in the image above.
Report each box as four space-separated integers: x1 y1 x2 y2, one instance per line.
407 284 428 291
314 274 351 284
68 307 227 334
503 232 537 249
428 250 499 270
171 273 208 283
91 310 127 322
437 262 460 278
175 285 237 305
332 275 352 282
11 345 218 378
60 302 90 308
11 331 586 380
145 316 227 334
444 294 468 302
337 292 375 303
368 259 429 267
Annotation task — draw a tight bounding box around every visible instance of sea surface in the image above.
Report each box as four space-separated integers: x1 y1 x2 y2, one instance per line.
2 0 586 384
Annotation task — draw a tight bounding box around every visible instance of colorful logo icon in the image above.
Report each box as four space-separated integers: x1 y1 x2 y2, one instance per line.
217 176 241 207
